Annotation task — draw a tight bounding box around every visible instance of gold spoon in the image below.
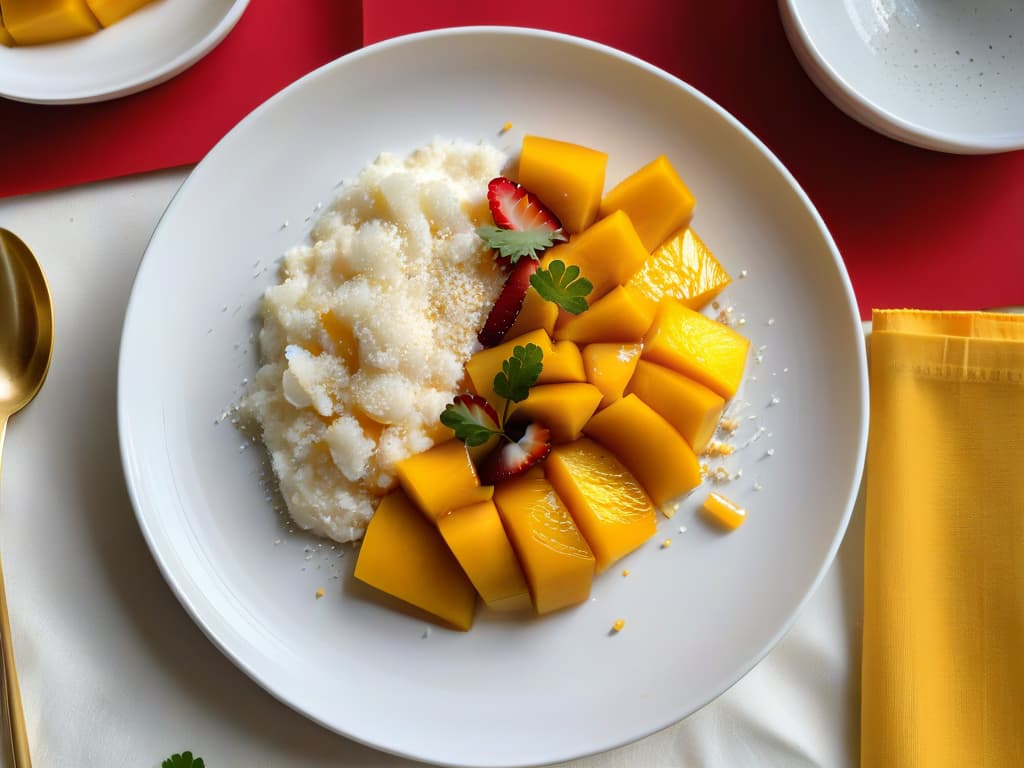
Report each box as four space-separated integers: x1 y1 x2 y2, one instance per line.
0 228 53 768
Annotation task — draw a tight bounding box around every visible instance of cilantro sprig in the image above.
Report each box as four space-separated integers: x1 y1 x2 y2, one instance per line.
163 752 205 768
441 343 544 443
476 225 567 264
530 259 593 315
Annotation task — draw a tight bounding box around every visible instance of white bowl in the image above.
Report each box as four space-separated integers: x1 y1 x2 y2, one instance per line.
779 0 1024 154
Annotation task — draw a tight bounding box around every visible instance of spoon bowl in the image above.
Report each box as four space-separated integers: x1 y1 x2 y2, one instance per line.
0 226 54 768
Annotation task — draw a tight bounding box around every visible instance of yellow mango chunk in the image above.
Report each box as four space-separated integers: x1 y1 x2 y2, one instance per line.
437 501 531 610
0 13 15 45
545 439 657 572
507 286 558 339
395 440 493 522
701 491 747 531
319 310 359 371
538 339 586 384
627 360 725 453
540 210 647 302
85 0 153 26
554 285 656 345
518 135 608 234
628 227 731 310
511 382 602 443
643 299 749 400
582 343 641 408
493 468 595 614
1 0 99 44
584 394 702 509
599 155 696 252
354 490 477 631
466 329 555 406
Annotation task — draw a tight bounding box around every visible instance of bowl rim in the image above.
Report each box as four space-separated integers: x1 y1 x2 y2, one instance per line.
778 0 1024 154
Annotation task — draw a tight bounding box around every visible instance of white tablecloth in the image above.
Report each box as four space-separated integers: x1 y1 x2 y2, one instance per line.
0 169 863 767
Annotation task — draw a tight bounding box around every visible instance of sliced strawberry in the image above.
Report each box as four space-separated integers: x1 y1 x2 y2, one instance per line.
478 421 552 484
487 177 562 233
477 258 539 347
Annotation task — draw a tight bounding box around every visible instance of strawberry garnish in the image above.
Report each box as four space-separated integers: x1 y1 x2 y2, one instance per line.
487 176 562 232
477 258 539 347
440 394 501 446
476 177 567 265
478 421 552 484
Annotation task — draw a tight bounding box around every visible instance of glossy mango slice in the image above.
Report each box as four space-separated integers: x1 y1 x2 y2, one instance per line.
701 491 747 531
627 360 725 453
545 439 657 572
584 394 702 509
518 135 608 234
438 500 531 610
466 329 555 407
643 299 749 400
538 339 586 384
628 228 731 310
540 210 648 302
1 0 99 44
86 0 153 26
507 286 559 339
0 13 15 45
395 440 493 522
354 490 477 630
554 285 656 344
511 382 602 443
599 155 696 252
582 343 642 408
493 468 596 614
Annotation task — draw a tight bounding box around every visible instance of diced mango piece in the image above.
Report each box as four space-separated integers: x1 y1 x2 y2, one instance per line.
354 490 477 630
584 394 702 509
599 156 696 252
395 440 493 522
538 339 586 384
466 329 555 407
545 439 657 572
643 299 749 400
554 285 656 344
511 382 602 443
437 500 531 610
540 210 647 302
518 135 608 234
627 361 725 453
582 343 642 408
493 468 595 614
1 0 99 44
507 286 558 339
701 491 748 531
628 227 731 310
85 0 153 26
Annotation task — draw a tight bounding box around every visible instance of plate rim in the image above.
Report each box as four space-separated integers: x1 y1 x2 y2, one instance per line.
117 25 870 766
0 0 250 105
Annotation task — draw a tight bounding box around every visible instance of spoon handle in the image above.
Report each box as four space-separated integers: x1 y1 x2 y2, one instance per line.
0 416 32 768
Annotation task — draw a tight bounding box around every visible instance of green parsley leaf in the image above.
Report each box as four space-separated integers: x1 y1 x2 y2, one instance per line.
440 395 502 446
493 343 544 404
529 259 593 315
162 752 205 768
476 225 567 264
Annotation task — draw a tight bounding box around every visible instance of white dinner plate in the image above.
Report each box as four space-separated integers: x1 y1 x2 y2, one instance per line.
0 0 248 104
118 28 868 767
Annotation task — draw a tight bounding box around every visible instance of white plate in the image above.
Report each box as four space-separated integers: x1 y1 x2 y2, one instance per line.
0 0 248 104
118 28 868 767
779 0 1024 154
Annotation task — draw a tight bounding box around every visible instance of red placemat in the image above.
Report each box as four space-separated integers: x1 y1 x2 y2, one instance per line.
363 1 1024 318
0 0 362 199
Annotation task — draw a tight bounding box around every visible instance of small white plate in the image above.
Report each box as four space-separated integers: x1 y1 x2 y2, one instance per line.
118 28 868 767
780 0 1024 154
0 0 248 104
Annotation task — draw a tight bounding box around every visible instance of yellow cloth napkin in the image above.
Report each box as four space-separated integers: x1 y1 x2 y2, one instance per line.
862 310 1024 767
